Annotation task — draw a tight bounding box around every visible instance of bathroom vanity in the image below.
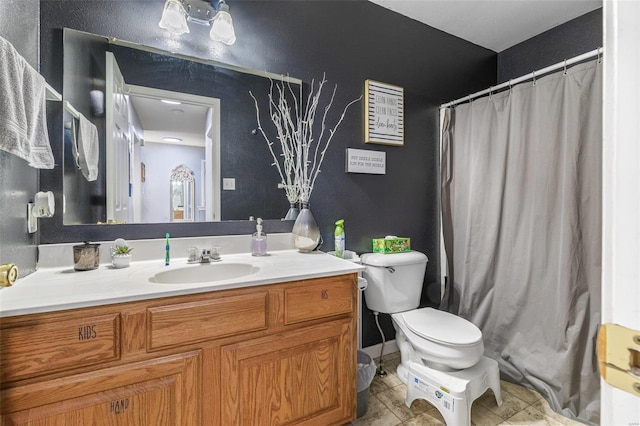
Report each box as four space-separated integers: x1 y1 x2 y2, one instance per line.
0 250 362 425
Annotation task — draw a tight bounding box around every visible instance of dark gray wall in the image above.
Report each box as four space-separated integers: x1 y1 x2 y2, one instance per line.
38 0 496 347
498 8 602 83
0 0 40 276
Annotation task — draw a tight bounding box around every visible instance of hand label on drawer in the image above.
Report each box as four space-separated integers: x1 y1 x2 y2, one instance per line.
78 324 98 341
109 398 130 415
321 290 328 299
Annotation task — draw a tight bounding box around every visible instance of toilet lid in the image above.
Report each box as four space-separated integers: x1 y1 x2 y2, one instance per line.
402 308 482 347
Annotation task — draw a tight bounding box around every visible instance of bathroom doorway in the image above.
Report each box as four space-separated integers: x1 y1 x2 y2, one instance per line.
105 53 221 223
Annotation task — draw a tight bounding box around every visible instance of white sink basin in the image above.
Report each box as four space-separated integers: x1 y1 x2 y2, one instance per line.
149 263 260 284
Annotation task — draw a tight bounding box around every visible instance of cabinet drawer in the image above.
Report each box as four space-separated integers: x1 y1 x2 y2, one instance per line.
1 313 121 382
284 277 354 325
147 292 268 351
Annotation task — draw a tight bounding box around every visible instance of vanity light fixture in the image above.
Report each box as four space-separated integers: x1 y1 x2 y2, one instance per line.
158 0 190 35
209 0 236 45
158 0 236 45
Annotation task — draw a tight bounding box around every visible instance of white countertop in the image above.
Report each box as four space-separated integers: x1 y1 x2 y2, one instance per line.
0 250 364 318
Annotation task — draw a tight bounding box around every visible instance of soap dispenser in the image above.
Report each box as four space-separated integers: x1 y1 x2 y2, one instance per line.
252 218 267 256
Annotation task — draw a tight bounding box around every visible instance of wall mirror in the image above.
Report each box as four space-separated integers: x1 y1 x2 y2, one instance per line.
62 28 302 226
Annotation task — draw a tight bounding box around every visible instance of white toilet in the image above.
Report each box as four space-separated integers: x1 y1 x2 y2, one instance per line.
361 251 502 426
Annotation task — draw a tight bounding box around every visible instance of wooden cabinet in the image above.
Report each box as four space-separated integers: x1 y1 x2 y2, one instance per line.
221 319 355 425
0 274 357 425
284 276 354 325
147 291 269 351
1 351 201 425
1 312 121 383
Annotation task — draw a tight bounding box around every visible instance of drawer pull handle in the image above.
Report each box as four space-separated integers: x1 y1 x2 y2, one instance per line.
321 290 328 299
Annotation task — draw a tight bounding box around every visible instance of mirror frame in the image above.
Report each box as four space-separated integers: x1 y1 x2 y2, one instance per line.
40 29 299 244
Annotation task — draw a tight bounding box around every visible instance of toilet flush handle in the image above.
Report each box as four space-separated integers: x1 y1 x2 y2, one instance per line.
386 267 395 273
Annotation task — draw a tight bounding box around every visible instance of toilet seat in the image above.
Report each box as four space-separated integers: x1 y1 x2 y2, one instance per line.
402 308 482 347
392 308 484 370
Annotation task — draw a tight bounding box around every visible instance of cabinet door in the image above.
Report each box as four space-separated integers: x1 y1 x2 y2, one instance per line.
222 319 356 426
1 351 201 426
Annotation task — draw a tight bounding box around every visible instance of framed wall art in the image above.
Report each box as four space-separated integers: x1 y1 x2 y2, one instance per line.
364 79 404 146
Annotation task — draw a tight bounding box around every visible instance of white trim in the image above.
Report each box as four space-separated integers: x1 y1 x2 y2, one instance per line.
361 340 399 362
601 0 640 422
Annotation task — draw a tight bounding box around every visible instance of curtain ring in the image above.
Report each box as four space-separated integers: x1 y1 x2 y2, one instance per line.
563 59 568 76
597 47 603 64
508 79 513 92
489 86 493 100
532 71 537 86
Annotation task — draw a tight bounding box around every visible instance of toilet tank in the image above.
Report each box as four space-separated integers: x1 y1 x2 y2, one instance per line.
361 251 428 314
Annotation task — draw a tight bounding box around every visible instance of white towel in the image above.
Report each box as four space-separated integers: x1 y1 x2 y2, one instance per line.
70 117 79 168
75 113 99 181
0 36 55 169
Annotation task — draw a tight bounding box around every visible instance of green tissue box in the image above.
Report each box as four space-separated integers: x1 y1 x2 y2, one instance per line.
372 237 411 254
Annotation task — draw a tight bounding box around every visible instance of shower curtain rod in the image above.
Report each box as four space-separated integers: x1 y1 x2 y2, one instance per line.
440 47 603 109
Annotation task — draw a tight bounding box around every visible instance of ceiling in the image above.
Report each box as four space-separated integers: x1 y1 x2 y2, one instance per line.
129 95 209 147
368 0 602 52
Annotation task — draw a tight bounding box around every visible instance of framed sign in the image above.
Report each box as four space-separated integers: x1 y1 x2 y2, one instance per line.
345 148 386 174
365 80 404 146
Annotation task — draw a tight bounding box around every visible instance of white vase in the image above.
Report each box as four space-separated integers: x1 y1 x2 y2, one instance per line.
112 254 132 269
292 204 321 252
284 203 299 220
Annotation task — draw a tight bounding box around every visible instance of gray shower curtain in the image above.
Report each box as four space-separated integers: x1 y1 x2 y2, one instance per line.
441 60 601 424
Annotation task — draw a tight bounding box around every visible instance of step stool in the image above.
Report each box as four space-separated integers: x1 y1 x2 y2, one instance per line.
405 356 502 426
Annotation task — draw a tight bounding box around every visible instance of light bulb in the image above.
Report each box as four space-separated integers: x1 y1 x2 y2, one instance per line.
209 9 236 45
159 0 189 36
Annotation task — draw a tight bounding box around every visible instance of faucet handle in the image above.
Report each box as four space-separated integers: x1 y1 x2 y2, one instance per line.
187 247 199 263
210 246 221 261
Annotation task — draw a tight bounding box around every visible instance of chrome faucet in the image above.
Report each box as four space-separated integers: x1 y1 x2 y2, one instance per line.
199 247 221 263
187 246 221 263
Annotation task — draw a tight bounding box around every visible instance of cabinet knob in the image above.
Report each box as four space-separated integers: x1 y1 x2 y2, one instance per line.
321 290 328 299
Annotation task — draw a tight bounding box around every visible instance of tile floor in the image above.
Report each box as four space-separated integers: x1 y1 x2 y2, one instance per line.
351 352 583 426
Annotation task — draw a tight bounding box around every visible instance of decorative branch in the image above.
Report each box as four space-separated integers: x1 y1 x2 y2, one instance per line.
251 74 362 206
250 84 299 204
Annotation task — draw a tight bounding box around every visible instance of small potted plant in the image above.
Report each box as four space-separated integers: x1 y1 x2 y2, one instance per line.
111 245 133 269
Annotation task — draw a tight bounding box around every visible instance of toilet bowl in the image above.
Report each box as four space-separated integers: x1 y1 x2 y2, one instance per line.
360 252 484 378
392 307 484 381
